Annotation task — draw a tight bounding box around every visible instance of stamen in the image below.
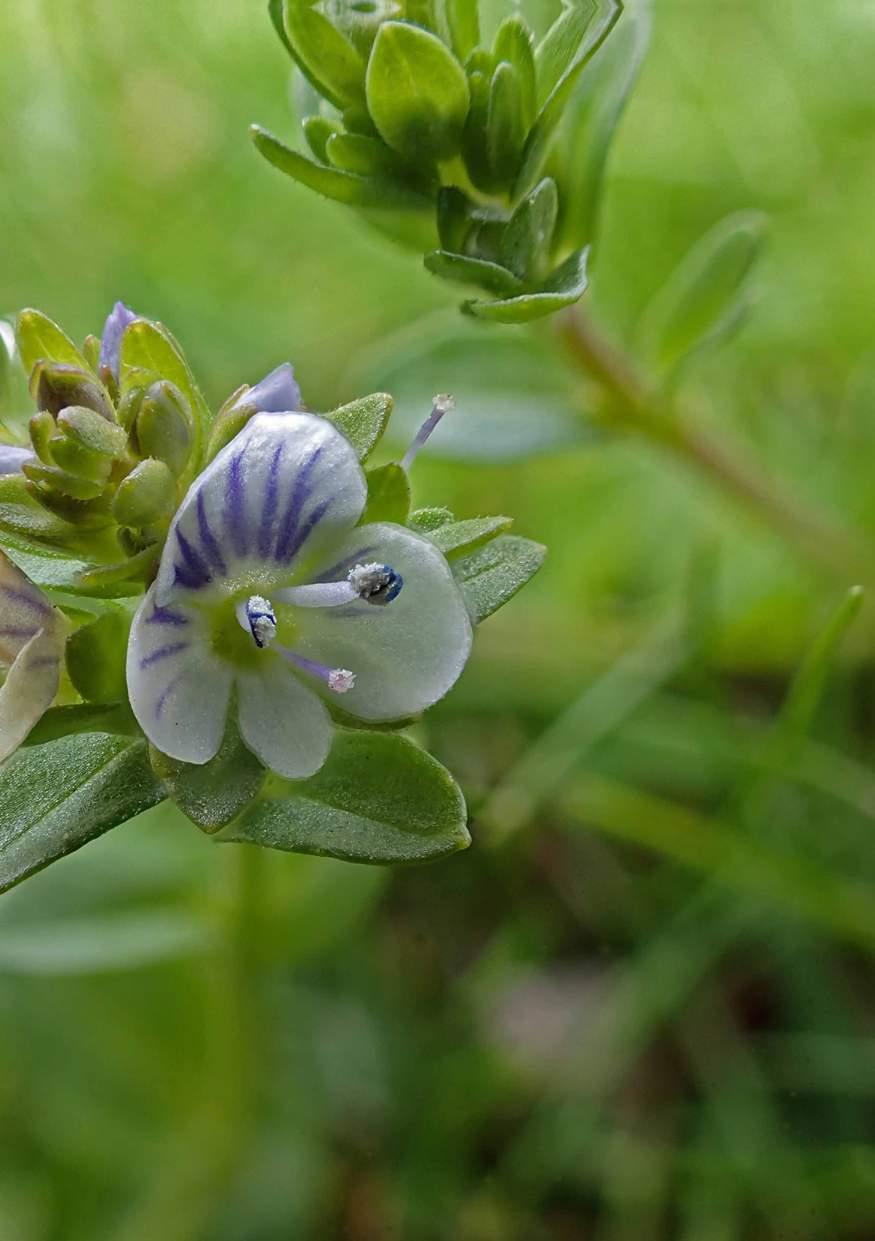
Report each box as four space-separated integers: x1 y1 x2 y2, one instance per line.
401 393 455 470
277 647 356 695
276 562 403 609
347 562 403 606
236 594 277 649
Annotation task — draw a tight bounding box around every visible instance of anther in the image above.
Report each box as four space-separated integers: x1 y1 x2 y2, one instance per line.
236 594 277 648
347 562 404 606
277 647 356 694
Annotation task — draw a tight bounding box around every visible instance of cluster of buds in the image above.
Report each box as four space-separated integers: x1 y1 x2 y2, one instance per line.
15 305 196 572
253 0 641 322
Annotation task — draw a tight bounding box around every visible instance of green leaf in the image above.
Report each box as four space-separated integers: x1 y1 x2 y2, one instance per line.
150 715 266 833
556 0 652 252
353 315 592 462
268 0 295 57
446 0 479 62
426 514 513 558
0 734 164 895
0 472 77 547
251 125 430 210
221 729 469 865
487 61 526 186
325 392 393 461
283 1 367 110
424 249 523 296
465 245 589 323
462 65 494 193
362 463 411 525
639 211 768 380
436 186 474 253
25 703 137 746
514 0 622 198
453 534 546 622
325 131 406 179
494 16 537 127
0 910 212 975
408 506 455 534
366 21 470 163
119 318 208 464
499 176 559 281
302 114 343 163
1 541 110 595
15 309 90 380
535 0 597 106
65 611 131 703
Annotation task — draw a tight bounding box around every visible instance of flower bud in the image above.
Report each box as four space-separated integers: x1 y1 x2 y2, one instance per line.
112 458 177 530
29 361 115 421
254 0 625 322
135 380 194 477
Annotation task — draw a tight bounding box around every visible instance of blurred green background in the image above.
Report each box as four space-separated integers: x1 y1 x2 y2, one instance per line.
4 1 875 1238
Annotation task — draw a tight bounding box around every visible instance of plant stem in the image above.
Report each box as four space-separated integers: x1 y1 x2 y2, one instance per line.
557 308 873 584
115 844 264 1241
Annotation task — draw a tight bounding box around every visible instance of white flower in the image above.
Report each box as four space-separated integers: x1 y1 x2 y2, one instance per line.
126 411 473 778
0 551 68 762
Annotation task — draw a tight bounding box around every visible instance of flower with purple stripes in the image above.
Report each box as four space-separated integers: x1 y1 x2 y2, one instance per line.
126 411 472 779
0 550 68 762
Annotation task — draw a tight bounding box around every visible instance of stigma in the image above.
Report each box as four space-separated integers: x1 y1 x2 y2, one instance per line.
401 393 455 470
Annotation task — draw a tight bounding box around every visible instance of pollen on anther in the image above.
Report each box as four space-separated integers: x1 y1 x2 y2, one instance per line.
246 594 277 649
348 561 403 605
328 668 356 694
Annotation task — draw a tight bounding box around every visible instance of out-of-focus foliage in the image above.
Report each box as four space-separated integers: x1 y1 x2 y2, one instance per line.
3 0 875 1238
254 0 624 320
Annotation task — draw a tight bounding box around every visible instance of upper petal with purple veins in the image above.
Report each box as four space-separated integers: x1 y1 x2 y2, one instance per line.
0 551 68 763
98 301 138 381
154 412 368 605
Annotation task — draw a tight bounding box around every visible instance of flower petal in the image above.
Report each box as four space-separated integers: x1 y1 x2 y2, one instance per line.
155 413 367 605
0 445 34 475
293 523 473 722
0 550 67 762
99 301 138 380
242 363 302 414
237 660 332 779
127 585 233 764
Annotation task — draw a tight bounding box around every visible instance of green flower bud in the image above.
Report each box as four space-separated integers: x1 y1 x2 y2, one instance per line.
56 406 128 459
254 0 628 323
29 361 115 421
134 380 194 477
112 458 176 530
47 435 114 485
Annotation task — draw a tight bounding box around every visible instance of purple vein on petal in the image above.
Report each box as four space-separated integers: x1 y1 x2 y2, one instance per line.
225 445 249 558
197 490 227 576
0 624 38 639
28 654 60 669
258 442 284 558
146 603 189 627
155 672 184 720
175 529 212 591
275 445 323 562
281 496 332 566
0 584 52 617
140 641 189 670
